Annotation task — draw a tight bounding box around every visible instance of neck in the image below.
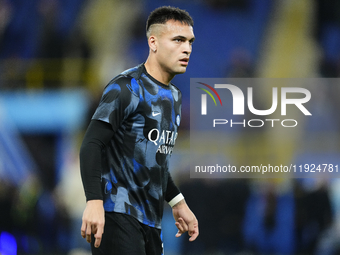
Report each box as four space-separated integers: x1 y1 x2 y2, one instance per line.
144 57 174 85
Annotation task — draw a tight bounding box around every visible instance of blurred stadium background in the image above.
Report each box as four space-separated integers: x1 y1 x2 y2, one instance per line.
0 0 340 254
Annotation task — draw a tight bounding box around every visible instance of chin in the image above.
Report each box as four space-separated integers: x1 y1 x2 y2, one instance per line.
175 67 188 74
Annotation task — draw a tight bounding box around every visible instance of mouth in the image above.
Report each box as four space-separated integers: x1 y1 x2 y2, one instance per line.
179 58 189 66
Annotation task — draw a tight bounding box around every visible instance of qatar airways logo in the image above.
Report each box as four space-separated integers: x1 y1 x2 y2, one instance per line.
148 129 178 154
197 83 312 128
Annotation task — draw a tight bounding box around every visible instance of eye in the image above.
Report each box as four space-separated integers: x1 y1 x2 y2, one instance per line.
174 38 183 43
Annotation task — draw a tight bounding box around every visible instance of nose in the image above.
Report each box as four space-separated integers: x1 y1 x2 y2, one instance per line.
183 41 192 55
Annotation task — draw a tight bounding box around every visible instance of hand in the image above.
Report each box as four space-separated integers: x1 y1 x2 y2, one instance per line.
81 200 105 248
172 199 199 241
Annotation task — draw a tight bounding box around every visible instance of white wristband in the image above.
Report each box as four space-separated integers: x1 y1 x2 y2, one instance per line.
168 193 184 207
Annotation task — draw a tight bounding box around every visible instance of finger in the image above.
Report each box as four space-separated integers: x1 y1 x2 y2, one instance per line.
188 221 199 241
86 223 92 243
94 225 104 248
189 228 199 241
175 221 185 238
175 222 182 238
175 230 182 238
176 218 188 231
178 218 189 232
94 235 102 248
189 234 198 241
175 221 184 233
81 220 86 238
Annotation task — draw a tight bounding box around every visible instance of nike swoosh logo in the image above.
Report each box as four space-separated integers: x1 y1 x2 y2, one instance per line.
152 112 161 117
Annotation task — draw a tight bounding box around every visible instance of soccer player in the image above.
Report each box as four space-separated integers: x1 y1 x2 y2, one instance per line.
79 6 198 255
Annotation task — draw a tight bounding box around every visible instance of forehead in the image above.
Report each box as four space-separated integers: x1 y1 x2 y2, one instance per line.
157 20 194 37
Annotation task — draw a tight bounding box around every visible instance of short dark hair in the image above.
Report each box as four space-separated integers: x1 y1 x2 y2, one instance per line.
146 6 194 35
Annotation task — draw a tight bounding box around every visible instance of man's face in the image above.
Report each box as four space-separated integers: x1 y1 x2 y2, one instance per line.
154 20 195 76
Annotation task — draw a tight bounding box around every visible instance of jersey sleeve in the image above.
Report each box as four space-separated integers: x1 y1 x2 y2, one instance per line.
92 76 140 131
80 120 115 201
165 172 181 203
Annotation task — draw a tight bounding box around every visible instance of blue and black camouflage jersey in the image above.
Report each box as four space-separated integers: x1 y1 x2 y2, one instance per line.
92 63 182 229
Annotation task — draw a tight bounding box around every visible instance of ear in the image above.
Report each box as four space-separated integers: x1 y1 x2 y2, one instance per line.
148 35 157 52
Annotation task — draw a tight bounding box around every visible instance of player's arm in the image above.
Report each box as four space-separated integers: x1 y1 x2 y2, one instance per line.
80 119 114 200
80 76 139 248
79 119 115 247
165 173 199 241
